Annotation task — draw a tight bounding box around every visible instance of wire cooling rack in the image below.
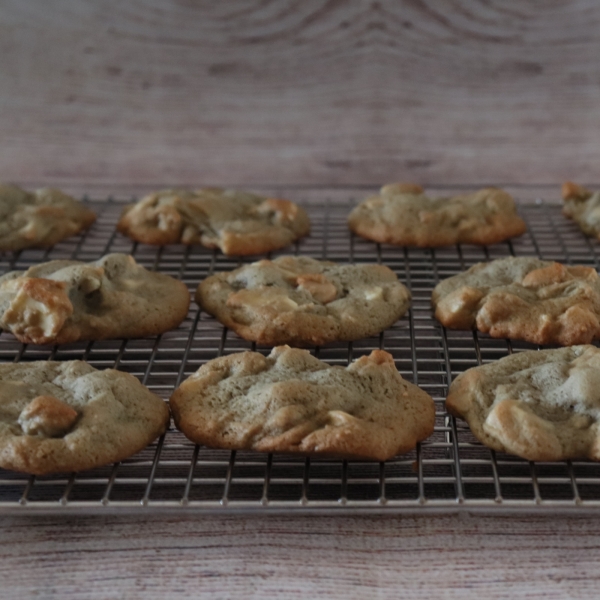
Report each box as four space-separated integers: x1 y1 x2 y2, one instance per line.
1 193 599 515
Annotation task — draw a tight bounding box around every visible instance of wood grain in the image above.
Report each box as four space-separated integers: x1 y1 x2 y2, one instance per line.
1 0 599 189
1 5 599 597
0 514 599 599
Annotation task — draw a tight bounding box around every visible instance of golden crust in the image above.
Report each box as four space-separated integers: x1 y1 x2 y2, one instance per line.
562 181 592 202
18 395 79 437
348 183 526 247
170 347 435 461
2 278 74 345
432 257 600 346
117 188 310 255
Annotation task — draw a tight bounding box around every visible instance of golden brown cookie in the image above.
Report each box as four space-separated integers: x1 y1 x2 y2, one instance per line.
562 181 600 239
0 184 96 251
0 253 190 345
170 346 435 461
447 345 600 462
432 257 600 346
348 183 526 247
117 188 310 255
196 256 411 346
0 360 169 475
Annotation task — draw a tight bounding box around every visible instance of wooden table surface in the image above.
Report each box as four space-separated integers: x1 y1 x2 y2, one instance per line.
2 2 600 597
2 0 599 190
0 513 598 598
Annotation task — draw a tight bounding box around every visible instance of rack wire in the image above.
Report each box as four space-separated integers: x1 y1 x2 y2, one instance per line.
1 194 599 514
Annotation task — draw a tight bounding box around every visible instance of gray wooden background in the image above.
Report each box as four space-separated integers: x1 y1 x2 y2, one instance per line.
2 4 600 598
1 0 599 194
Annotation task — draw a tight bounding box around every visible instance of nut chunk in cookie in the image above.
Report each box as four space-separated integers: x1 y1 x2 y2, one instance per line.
196 256 411 346
562 181 600 239
447 345 600 462
0 184 96 251
432 257 600 346
0 253 190 345
170 346 435 461
0 361 169 474
348 183 526 247
117 188 310 255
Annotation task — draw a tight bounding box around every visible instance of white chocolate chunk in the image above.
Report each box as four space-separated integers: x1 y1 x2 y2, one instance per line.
227 288 299 312
364 286 383 301
2 278 73 343
296 274 337 304
18 395 78 437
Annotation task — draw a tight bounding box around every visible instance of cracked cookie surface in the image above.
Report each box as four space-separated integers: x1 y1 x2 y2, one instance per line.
0 253 190 345
562 181 600 239
0 360 169 474
170 346 435 461
0 184 96 251
447 345 600 461
348 183 526 247
432 257 600 346
117 188 310 255
196 256 411 346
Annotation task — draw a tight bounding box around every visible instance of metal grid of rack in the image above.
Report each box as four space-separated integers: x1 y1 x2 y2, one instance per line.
1 194 599 514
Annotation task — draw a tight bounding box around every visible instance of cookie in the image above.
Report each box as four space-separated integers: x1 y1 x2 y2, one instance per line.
562 181 600 239
447 345 600 462
196 256 411 346
0 360 169 475
170 346 435 460
348 183 526 247
117 188 310 255
0 184 96 251
432 257 600 346
0 253 190 345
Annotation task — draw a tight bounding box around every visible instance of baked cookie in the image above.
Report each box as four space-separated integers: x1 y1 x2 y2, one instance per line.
348 183 526 247
562 181 600 239
432 257 600 346
447 345 600 462
170 346 435 461
196 256 411 346
0 184 96 252
117 188 310 255
0 253 190 345
0 360 169 475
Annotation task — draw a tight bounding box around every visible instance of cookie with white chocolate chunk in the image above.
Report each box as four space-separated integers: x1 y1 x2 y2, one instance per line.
0 253 190 345
117 188 310 255
0 184 96 251
562 181 600 239
348 183 526 247
170 346 435 461
447 345 600 462
432 257 600 346
196 256 411 346
0 360 169 474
